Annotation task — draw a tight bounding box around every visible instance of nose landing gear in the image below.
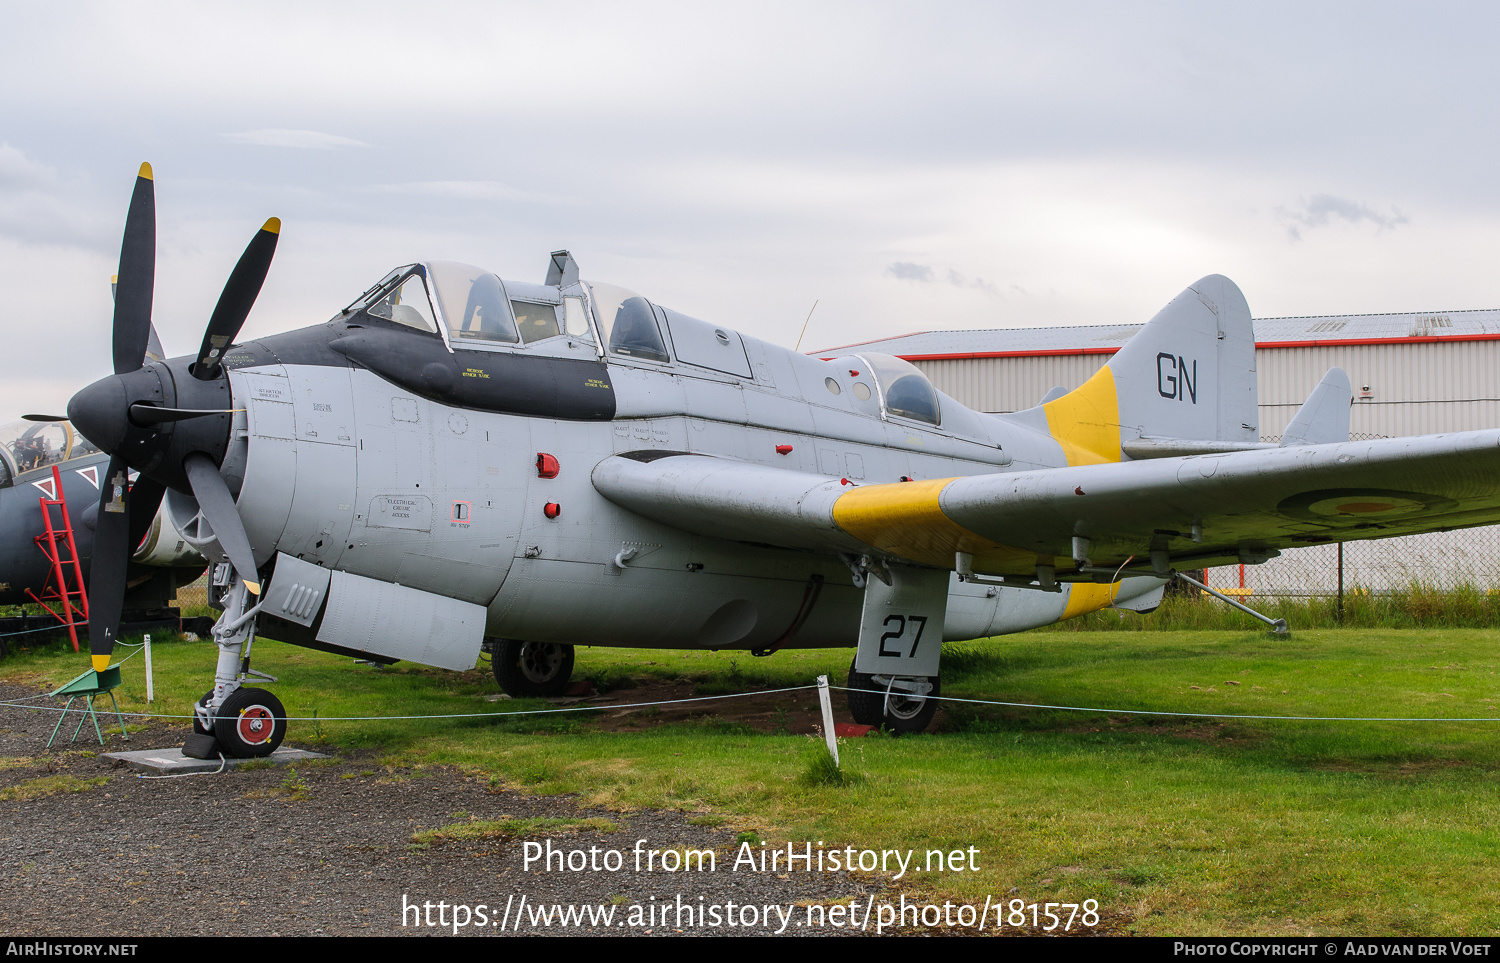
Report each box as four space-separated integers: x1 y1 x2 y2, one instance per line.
183 573 287 759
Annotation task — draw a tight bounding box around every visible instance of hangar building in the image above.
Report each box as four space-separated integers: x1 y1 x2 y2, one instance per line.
817 308 1500 595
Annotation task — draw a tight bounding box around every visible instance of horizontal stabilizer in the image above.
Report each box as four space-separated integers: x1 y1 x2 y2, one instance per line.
1279 367 1351 447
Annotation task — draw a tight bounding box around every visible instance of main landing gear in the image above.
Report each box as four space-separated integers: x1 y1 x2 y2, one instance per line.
183 572 287 759
490 638 576 697
846 659 940 734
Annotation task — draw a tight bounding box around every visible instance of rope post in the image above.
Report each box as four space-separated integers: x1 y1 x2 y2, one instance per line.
816 675 840 767
143 634 154 703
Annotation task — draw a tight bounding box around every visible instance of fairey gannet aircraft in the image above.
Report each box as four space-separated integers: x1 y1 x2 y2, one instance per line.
63 164 1500 756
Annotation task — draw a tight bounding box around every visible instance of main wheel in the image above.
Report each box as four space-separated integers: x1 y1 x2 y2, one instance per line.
846 659 939 734
213 687 287 758
493 640 575 697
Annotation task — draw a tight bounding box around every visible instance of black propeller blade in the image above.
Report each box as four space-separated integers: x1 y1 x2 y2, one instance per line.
127 404 238 426
21 414 68 422
194 218 280 379
113 163 155 376
87 455 132 671
183 453 261 596
110 276 167 363
125 476 166 555
77 164 275 673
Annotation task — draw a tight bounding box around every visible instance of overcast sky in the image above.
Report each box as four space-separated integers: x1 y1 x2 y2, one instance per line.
3 1 1498 418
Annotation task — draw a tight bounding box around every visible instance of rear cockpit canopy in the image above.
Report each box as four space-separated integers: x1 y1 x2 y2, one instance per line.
853 353 942 426
587 282 670 362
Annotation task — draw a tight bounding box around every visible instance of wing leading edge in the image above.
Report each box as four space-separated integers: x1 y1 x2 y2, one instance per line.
594 430 1500 581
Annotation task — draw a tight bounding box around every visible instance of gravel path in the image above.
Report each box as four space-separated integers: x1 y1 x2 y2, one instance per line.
0 684 888 937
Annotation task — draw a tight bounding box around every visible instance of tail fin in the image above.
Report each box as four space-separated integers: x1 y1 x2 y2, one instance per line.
1279 367 1351 446
1015 275 1259 465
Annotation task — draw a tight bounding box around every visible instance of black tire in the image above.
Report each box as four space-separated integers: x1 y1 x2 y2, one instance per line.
213 687 287 758
193 690 213 736
846 659 939 734
493 640 575 697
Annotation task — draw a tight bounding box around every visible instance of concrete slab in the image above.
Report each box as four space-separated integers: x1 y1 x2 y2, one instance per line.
103 745 331 774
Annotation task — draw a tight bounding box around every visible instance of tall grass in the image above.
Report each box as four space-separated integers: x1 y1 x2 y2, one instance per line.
1046 581 1500 632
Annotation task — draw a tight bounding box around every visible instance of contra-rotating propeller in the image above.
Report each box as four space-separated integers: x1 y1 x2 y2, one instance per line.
67 163 278 672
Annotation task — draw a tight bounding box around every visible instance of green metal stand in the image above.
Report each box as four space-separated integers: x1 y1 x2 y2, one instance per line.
47 666 129 748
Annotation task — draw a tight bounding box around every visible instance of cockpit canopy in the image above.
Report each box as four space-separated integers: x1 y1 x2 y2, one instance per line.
342 262 680 364
0 420 99 488
339 263 941 426
344 261 591 347
587 282 670 362
861 354 941 425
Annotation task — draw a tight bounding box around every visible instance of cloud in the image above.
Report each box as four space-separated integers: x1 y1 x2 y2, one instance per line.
0 144 112 249
886 261 934 282
946 267 998 295
887 261 997 295
1278 193 1409 241
219 129 369 150
0 143 60 191
365 180 569 205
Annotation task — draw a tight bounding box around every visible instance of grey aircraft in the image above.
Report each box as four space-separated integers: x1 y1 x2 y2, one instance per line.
62 164 1500 757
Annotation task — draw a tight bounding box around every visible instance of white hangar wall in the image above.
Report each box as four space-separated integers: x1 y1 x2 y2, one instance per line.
824 310 1500 595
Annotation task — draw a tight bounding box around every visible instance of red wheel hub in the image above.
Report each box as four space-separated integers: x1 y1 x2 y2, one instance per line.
237 705 275 745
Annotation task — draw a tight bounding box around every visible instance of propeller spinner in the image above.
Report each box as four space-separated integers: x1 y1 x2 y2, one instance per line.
67 163 277 672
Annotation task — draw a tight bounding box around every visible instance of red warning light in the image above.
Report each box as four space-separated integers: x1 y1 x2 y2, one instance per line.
775 444 793 455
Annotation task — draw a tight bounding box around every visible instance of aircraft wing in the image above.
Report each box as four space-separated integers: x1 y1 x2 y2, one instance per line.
593 430 1500 579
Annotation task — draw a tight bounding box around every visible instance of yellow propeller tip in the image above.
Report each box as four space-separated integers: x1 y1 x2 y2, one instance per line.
245 581 262 596
138 162 153 180
262 217 281 235
91 655 111 672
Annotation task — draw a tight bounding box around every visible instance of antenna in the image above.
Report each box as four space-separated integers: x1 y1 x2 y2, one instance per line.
793 300 819 353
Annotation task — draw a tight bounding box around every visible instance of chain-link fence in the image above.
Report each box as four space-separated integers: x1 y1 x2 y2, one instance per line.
174 575 210 610
1202 525 1500 597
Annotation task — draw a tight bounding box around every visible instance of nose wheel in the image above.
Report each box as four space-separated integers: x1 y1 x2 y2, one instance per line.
211 687 287 757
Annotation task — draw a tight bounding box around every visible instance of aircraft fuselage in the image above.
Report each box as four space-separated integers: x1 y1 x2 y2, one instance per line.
183 297 1145 669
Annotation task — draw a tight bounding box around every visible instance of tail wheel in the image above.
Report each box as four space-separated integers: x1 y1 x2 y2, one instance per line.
846 659 939 734
493 639 575 697
213 687 286 758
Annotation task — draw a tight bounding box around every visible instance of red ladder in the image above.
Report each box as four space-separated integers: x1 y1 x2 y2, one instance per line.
25 465 89 652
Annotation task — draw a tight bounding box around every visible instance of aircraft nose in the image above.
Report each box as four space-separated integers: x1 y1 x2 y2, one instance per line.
67 373 131 454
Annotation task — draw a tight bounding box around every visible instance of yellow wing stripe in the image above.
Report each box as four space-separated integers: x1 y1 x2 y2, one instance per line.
831 478 1038 572
1042 364 1121 466
831 479 1126 603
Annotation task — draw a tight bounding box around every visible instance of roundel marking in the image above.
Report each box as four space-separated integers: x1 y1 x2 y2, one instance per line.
1277 488 1457 523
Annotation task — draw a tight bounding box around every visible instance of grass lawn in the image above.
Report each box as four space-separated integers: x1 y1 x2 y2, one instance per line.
4 625 1499 936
